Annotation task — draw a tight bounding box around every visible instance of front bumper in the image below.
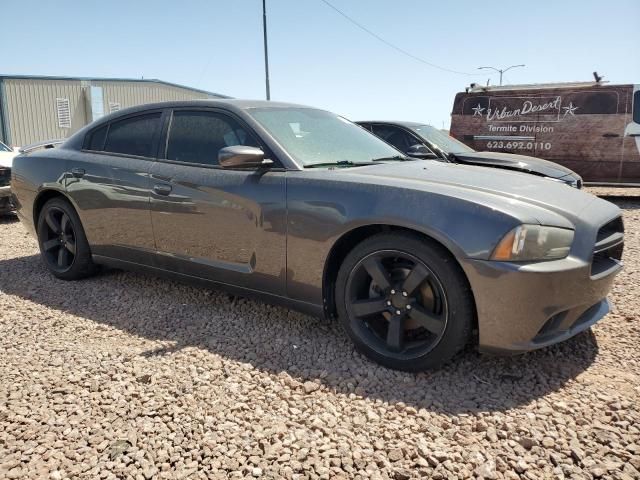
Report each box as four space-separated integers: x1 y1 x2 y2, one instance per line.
462 255 621 354
0 186 13 214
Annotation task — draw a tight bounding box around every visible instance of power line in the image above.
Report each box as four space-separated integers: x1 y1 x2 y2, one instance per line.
318 0 481 76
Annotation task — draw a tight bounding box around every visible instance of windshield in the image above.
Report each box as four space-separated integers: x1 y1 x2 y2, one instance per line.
411 125 475 154
249 107 403 166
0 141 10 153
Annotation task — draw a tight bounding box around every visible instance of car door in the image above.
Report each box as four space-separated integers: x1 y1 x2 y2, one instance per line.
534 89 625 183
149 108 287 295
65 111 163 264
622 85 640 183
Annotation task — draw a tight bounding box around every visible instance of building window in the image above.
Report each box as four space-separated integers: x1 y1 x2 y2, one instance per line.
109 102 121 113
90 86 105 121
56 98 71 129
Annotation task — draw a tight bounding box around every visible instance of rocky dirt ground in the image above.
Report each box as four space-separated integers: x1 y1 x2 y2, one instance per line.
586 187 640 198
0 192 638 480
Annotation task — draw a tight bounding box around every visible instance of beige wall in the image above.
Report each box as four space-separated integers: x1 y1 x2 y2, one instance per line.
94 81 212 113
3 78 220 147
4 79 87 147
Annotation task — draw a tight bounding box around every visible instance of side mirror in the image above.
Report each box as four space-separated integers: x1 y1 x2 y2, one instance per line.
406 144 438 159
218 145 273 169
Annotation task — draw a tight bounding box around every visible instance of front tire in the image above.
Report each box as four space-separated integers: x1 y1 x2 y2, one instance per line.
335 232 474 371
37 197 97 280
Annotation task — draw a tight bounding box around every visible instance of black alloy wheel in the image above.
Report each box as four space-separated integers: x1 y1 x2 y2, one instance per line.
37 197 97 280
345 250 448 359
336 232 474 371
41 206 77 272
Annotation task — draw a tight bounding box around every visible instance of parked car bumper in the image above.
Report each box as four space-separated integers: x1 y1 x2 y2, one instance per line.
462 255 621 354
0 186 14 214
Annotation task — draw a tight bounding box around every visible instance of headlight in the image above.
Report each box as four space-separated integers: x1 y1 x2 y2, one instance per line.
491 225 574 261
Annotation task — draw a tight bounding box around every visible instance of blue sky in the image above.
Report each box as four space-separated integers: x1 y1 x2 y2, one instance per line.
2 0 639 128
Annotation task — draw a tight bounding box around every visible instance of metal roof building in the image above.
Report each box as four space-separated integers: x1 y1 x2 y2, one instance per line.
0 75 229 147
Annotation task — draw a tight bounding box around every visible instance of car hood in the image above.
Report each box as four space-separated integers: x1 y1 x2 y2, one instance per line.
342 161 607 227
451 151 577 179
0 151 14 168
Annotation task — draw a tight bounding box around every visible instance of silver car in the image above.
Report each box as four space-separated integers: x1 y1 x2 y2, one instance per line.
0 140 15 214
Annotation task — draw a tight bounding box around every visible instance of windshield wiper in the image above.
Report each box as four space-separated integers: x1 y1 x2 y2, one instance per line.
370 155 412 162
304 160 376 168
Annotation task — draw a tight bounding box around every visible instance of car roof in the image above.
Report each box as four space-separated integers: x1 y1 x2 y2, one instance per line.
61 99 331 153
80 99 325 132
357 120 426 128
111 99 315 116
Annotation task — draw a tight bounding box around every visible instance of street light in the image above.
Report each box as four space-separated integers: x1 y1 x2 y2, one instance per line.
477 64 525 86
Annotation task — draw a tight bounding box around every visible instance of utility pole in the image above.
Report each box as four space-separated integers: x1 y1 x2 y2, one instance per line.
262 0 271 100
477 64 525 86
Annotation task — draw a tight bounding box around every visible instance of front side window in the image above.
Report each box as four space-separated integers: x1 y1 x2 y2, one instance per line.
248 108 402 166
103 113 161 158
634 90 640 124
166 111 259 166
371 125 422 153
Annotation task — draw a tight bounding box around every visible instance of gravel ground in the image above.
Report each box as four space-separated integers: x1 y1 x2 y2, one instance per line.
586 187 640 198
0 196 639 480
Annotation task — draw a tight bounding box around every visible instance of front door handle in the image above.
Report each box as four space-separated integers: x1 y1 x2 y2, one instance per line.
602 133 620 138
71 168 85 178
153 183 172 196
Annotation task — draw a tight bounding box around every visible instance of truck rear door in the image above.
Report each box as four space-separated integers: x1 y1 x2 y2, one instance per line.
539 88 625 183
622 85 640 183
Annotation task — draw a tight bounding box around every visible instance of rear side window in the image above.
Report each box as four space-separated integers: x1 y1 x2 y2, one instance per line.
634 91 640 124
86 125 108 151
104 113 161 158
166 111 259 166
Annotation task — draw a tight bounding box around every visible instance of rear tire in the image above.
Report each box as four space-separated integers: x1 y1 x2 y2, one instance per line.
36 197 97 280
335 232 474 371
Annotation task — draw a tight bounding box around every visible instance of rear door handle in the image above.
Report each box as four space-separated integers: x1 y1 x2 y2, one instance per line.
153 183 172 195
71 168 85 178
602 133 620 138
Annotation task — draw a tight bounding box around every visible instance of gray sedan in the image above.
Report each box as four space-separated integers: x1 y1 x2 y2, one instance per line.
10 100 623 371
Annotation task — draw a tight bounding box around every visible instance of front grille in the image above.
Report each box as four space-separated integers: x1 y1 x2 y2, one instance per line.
597 216 624 242
0 167 10 187
591 216 624 277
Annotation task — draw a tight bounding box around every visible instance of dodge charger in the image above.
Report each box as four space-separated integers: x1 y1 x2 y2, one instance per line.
11 100 624 371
